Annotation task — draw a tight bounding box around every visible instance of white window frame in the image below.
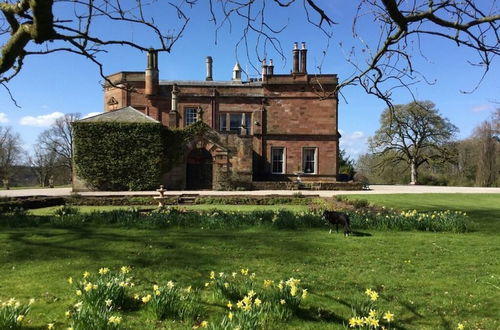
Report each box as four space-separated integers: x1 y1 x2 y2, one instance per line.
302 147 317 174
271 147 286 174
185 107 198 126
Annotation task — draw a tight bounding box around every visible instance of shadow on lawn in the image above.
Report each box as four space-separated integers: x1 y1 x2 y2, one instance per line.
2 226 316 274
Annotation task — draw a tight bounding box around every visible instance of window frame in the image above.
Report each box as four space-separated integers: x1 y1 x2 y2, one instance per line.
271 147 286 174
184 107 198 126
302 147 318 175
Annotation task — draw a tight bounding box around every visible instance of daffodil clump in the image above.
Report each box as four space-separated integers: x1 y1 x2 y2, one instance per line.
143 280 201 321
67 266 132 329
347 289 395 329
349 209 470 232
208 269 309 328
0 297 34 329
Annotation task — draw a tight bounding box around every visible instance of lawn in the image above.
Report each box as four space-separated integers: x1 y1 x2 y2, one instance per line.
1 194 499 329
29 204 310 216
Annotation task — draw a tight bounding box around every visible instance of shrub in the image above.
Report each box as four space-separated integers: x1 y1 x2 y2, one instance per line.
54 205 80 217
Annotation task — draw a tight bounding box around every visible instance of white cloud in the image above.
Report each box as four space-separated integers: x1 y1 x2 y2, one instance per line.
471 104 493 113
82 112 102 119
19 112 64 127
0 113 8 123
340 130 369 160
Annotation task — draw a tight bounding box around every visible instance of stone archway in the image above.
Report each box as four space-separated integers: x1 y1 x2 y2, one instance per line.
186 148 213 189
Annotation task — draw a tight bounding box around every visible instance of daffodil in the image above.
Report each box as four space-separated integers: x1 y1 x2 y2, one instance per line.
105 299 112 307
228 312 233 320
16 315 24 322
227 301 233 309
254 298 262 306
99 267 110 275
457 323 465 330
83 271 90 278
280 299 286 305
383 311 394 322
47 323 55 329
142 294 151 303
67 277 73 284
210 271 215 279
302 288 308 299
76 290 82 296
167 280 174 288
120 266 131 274
200 320 208 327
108 316 122 324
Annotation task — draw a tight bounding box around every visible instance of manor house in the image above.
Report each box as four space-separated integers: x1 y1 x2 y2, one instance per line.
93 42 340 190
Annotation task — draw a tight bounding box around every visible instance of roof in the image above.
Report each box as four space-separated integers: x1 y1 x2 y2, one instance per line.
78 106 159 123
159 80 262 87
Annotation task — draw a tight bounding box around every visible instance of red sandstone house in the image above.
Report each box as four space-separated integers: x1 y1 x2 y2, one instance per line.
80 42 340 190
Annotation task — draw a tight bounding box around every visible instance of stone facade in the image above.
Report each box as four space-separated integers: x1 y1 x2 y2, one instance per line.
103 42 340 190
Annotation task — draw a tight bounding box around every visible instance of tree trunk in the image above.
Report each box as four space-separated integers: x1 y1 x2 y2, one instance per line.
410 159 417 185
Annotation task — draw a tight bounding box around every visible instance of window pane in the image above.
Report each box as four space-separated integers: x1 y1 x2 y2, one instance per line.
230 114 242 131
245 114 251 132
271 148 284 174
185 108 197 126
219 114 227 131
303 148 316 174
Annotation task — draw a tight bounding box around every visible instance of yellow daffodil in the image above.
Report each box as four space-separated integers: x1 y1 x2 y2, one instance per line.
348 317 357 328
210 271 215 280
134 294 140 300
228 312 233 320
247 290 256 297
383 311 394 322
67 277 73 284
227 301 233 310
368 318 379 327
142 294 151 303
167 281 174 288
65 310 71 317
16 315 24 322
290 286 298 296
155 290 161 296
302 288 308 299
76 290 82 296
108 316 122 324
29 298 35 305
280 299 286 305
47 324 55 329
120 266 131 274
153 285 159 291
457 323 465 330
83 271 90 278
254 298 262 306
84 283 93 292
369 309 377 318
105 299 112 306
99 267 110 275
224 282 229 288
370 291 379 301
232 272 237 278
200 320 208 327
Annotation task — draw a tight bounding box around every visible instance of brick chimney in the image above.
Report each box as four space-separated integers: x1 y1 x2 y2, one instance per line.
145 49 159 96
268 59 274 76
292 42 299 74
261 59 268 80
205 56 213 81
299 42 307 74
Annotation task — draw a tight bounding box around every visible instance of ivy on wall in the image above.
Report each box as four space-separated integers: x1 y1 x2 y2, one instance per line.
73 121 212 191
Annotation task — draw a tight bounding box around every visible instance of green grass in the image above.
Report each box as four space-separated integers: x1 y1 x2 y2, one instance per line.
29 204 309 216
1 194 499 329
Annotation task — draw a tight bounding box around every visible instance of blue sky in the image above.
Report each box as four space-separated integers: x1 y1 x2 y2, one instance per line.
0 1 498 160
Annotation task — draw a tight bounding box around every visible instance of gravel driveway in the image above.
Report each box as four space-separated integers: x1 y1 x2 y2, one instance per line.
1 185 499 198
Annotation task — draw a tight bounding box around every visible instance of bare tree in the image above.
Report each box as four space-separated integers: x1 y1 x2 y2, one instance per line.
0 126 23 188
369 101 458 184
38 113 80 180
28 144 59 187
474 120 498 187
1 1 498 105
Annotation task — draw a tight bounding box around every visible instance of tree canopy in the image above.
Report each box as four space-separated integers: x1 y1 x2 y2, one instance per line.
369 100 458 184
0 1 499 105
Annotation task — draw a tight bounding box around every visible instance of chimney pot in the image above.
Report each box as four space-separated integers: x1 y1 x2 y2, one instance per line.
205 56 213 81
292 42 300 74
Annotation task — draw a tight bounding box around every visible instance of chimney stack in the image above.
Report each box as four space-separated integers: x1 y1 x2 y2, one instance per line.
268 59 274 76
145 49 159 96
299 42 307 74
205 56 213 81
261 59 268 80
292 42 300 74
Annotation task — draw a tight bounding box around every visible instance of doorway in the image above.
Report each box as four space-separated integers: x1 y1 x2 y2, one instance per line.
186 148 213 189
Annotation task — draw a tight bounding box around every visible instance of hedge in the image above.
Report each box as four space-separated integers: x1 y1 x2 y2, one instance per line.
73 121 211 191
